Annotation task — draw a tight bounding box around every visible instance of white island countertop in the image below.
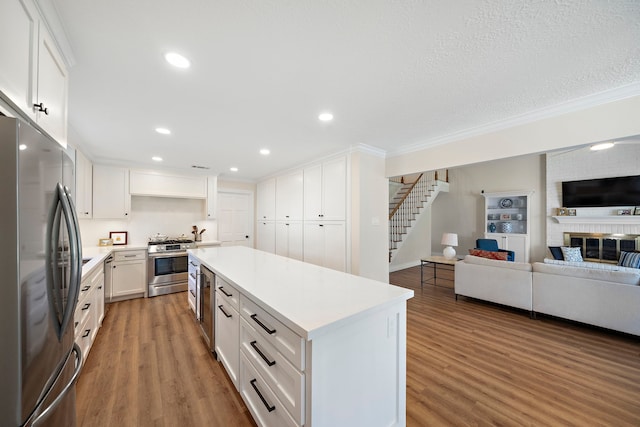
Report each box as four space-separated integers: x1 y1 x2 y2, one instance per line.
189 246 414 340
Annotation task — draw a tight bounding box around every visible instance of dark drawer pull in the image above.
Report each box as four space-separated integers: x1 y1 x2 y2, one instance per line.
82 329 91 338
81 285 90 292
219 286 232 297
82 303 91 311
250 379 275 413
218 305 232 318
250 340 276 367
250 314 276 335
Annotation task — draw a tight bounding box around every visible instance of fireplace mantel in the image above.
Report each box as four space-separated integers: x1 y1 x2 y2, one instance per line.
552 215 640 224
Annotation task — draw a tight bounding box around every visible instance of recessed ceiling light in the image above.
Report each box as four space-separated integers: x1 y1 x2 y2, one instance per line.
19 144 27 151
590 142 615 151
230 167 238 172
152 156 163 162
164 52 191 69
318 112 334 122
260 148 270 155
155 127 171 135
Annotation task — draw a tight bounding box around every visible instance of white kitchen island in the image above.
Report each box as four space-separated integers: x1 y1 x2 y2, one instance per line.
189 246 413 427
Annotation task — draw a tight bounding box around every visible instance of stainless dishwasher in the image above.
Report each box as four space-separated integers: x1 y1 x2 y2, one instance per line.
199 265 216 357
104 255 114 303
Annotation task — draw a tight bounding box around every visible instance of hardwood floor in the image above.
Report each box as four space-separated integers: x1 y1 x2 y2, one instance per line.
77 267 640 426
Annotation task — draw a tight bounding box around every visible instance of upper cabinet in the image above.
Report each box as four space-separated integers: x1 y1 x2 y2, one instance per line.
0 0 68 145
129 170 207 199
206 176 217 220
256 178 276 220
304 156 346 221
275 170 303 221
93 165 130 219
75 149 93 218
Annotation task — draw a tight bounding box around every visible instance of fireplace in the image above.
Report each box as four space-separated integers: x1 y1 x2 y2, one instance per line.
563 233 640 263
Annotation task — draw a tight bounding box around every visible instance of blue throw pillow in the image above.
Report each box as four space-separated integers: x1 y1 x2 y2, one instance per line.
618 251 640 269
561 246 583 262
548 246 564 260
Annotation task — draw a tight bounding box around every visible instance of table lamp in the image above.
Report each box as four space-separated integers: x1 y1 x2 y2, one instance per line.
441 233 458 260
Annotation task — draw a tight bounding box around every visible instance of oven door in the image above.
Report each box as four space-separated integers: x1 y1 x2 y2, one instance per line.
148 252 188 287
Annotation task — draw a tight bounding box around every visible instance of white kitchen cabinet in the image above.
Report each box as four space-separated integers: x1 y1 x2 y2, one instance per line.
256 221 276 254
484 190 533 262
257 178 276 220
93 165 131 219
75 149 92 218
129 169 207 199
304 156 346 221
303 221 346 272
111 250 146 300
215 277 240 389
275 222 303 261
275 170 303 221
0 0 69 146
206 175 218 219
75 262 104 363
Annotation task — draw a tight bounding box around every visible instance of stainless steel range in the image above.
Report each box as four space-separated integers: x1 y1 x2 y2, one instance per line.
147 237 196 297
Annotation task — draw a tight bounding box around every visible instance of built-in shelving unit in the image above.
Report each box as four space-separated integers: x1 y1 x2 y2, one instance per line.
483 190 533 263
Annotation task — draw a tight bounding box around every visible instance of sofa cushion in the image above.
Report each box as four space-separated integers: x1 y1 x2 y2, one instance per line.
543 258 640 273
548 246 564 260
469 248 508 261
618 251 640 269
464 255 532 271
561 246 583 262
533 262 640 286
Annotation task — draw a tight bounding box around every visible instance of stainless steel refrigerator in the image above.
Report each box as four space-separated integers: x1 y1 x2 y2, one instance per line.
0 116 83 426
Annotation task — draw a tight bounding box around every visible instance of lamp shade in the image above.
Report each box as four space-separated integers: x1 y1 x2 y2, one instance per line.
441 233 458 247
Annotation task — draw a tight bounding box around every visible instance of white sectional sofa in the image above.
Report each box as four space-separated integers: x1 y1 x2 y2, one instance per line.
454 255 640 336
455 255 533 312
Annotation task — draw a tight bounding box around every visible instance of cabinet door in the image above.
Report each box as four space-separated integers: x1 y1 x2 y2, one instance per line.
206 176 217 219
321 156 346 221
322 222 346 272
216 301 239 389
257 178 276 220
303 164 322 220
276 171 303 221
303 222 323 267
94 273 105 326
93 165 130 219
112 261 146 297
0 0 38 120
275 222 303 261
75 150 93 218
275 222 289 258
256 221 276 253
35 24 68 145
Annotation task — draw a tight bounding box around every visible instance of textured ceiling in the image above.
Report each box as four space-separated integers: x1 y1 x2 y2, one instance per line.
50 0 640 180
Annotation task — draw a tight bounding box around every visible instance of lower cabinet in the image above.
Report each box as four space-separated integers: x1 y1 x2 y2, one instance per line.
487 233 529 263
111 250 146 300
215 277 240 388
75 263 104 363
256 221 276 253
303 221 346 272
275 222 303 261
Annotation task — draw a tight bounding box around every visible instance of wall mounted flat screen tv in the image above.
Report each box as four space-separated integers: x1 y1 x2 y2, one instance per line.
562 175 640 207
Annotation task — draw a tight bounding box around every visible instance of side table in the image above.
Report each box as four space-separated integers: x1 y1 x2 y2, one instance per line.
420 256 460 290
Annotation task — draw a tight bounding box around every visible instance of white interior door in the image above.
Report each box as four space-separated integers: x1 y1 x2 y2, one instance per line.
218 191 253 247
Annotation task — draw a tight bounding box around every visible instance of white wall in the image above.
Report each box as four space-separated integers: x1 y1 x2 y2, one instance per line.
431 155 546 261
546 143 640 246
79 196 216 246
350 151 389 282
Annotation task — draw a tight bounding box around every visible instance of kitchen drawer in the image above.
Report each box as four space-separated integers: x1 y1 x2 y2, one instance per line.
241 318 305 425
240 353 298 427
113 250 146 262
216 276 239 310
216 300 239 389
77 280 93 305
240 296 305 371
76 313 92 363
74 288 94 332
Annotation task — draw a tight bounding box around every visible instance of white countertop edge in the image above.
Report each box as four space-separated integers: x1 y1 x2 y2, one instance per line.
191 247 414 341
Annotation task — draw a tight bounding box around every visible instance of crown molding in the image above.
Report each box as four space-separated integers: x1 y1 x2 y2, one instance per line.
388 82 640 158
350 143 387 158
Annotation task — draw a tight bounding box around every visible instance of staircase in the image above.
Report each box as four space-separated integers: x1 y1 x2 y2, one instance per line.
389 171 449 262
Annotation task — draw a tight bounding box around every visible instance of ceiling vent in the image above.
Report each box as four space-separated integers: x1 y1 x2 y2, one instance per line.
191 165 210 170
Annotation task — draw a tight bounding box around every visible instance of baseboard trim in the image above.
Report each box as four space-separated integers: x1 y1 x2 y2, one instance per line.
389 260 421 273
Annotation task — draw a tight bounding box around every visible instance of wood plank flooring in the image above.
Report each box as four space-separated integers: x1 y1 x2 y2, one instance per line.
77 267 640 426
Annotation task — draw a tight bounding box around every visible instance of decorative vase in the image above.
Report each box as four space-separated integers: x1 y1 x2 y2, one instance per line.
501 222 513 233
488 222 497 233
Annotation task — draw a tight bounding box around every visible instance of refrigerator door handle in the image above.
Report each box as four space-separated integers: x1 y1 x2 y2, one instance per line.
25 343 83 427
45 184 65 339
58 184 82 339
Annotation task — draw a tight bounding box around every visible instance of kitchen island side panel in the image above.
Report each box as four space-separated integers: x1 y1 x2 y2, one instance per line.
306 300 407 427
